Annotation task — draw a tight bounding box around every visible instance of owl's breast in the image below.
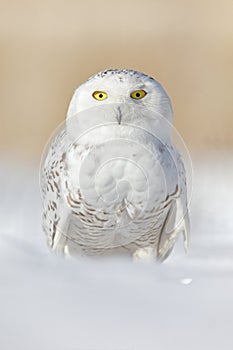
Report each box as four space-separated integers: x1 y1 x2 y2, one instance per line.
64 136 179 250
66 137 177 215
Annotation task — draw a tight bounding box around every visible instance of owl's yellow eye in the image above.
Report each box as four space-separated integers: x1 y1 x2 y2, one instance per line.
130 90 147 100
92 91 108 101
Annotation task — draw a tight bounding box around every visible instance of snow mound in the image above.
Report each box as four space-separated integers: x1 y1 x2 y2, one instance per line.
0 153 232 350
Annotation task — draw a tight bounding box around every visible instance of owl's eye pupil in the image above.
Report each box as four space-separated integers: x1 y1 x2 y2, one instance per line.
136 92 141 98
99 94 103 98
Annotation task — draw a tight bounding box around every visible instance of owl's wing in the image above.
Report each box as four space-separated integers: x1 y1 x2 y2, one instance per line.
41 128 71 253
157 150 190 261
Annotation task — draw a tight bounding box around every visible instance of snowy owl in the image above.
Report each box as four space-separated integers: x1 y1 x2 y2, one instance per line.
40 69 190 261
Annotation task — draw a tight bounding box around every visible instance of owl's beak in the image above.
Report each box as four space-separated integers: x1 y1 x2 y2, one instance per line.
116 106 122 125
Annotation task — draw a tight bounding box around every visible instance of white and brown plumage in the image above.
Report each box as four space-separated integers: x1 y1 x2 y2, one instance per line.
40 69 189 261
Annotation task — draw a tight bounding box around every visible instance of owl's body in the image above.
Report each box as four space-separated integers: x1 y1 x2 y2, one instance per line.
41 69 189 260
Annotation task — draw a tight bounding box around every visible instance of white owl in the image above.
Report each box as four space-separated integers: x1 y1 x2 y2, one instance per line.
40 69 190 261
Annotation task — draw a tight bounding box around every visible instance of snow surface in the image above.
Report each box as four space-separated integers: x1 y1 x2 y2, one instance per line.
0 152 233 350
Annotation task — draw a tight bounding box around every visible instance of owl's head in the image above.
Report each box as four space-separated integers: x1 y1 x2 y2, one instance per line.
67 69 173 122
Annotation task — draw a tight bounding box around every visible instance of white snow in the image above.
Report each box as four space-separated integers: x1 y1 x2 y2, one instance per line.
0 152 233 350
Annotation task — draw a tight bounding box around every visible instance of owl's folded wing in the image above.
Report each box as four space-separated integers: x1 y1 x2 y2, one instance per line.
40 129 71 252
157 152 190 261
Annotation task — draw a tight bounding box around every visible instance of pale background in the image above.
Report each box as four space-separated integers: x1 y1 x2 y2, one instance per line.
1 2 233 350
0 0 232 159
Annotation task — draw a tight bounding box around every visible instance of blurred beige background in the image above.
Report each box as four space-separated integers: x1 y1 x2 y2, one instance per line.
0 0 232 159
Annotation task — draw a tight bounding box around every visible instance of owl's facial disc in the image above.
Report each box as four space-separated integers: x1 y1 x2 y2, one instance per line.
66 69 173 124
